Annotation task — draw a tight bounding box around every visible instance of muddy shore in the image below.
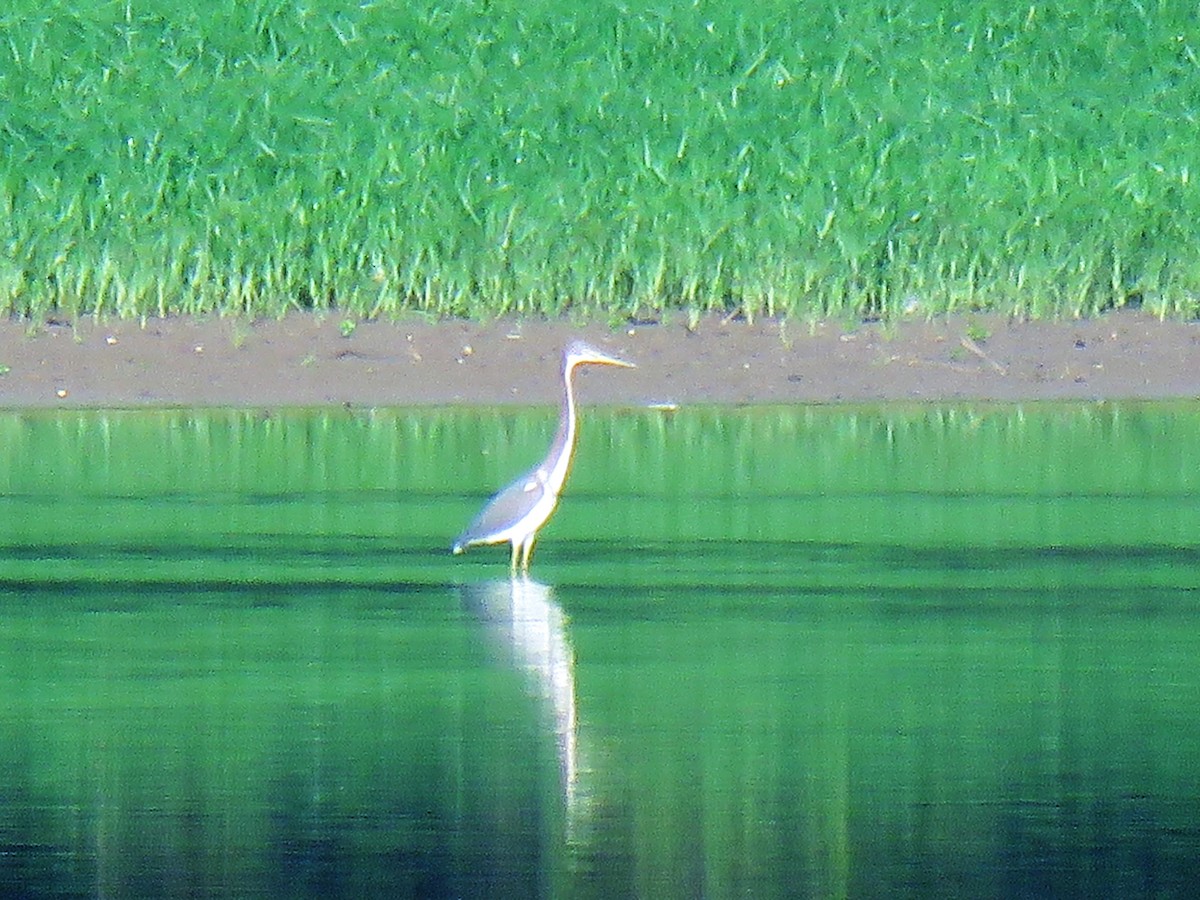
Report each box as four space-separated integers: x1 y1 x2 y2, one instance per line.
2 311 1197 408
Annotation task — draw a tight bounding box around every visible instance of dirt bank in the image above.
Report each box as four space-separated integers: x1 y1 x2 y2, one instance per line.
2 310 1197 408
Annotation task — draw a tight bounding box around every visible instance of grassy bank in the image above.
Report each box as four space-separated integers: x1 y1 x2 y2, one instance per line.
3 1 1199 320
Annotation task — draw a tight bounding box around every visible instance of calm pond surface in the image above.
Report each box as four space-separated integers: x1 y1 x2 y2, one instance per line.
1 405 1199 898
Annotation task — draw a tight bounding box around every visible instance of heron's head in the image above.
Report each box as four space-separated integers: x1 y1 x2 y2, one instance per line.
564 340 636 371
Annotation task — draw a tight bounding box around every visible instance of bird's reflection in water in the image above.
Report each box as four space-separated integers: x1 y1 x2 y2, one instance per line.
460 576 580 807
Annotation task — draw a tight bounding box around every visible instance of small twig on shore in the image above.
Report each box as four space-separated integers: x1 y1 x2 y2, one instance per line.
959 336 1007 374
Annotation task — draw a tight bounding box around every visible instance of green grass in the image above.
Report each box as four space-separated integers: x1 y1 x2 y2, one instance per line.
2 0 1199 320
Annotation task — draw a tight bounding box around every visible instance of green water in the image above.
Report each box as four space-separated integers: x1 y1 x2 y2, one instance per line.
2 406 1199 898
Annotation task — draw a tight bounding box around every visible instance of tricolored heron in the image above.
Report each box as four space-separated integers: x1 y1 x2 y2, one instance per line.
452 340 635 570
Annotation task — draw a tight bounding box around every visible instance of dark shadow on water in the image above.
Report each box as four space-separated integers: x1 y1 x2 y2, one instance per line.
0 739 96 899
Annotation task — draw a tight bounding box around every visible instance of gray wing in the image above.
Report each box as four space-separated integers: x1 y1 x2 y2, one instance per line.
452 467 548 551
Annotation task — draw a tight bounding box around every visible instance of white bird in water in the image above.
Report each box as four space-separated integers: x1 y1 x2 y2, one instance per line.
452 341 636 570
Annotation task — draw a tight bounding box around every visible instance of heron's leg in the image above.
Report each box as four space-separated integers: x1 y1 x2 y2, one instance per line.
509 541 520 571
520 536 537 571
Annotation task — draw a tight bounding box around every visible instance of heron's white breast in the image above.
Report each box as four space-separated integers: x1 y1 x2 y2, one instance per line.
484 470 562 546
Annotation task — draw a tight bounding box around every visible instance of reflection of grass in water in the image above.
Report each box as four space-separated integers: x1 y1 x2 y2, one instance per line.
4 2 1200 321
4 404 1200 581
4 404 1200 897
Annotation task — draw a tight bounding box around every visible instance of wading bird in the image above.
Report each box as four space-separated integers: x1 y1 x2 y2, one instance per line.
452 341 636 570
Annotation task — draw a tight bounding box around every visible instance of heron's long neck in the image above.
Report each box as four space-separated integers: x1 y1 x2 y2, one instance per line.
544 359 579 494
